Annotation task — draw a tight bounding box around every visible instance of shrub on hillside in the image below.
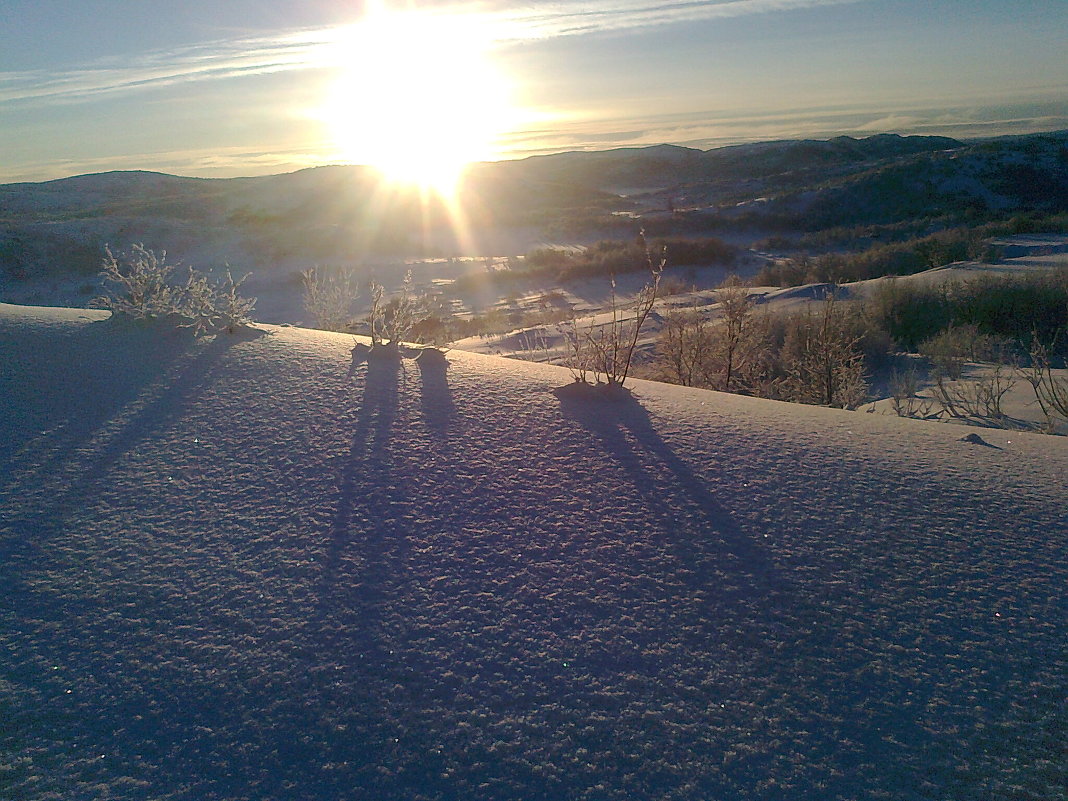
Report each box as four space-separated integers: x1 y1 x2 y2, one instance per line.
657 307 715 387
565 233 665 387
1021 338 1068 431
301 267 358 332
655 285 881 407
947 272 1068 347
867 271 1068 356
866 278 953 351
755 228 987 287
95 244 178 319
777 295 868 409
367 271 432 348
525 236 734 282
93 244 256 334
917 324 1013 379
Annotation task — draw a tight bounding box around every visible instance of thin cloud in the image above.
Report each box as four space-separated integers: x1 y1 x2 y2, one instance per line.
0 29 338 105
1 0 867 106
483 0 868 40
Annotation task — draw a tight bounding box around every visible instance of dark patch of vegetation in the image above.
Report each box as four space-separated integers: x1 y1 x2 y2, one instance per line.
868 270 1068 353
758 212 1068 271
525 237 736 281
0 231 105 278
654 269 1068 420
754 228 991 286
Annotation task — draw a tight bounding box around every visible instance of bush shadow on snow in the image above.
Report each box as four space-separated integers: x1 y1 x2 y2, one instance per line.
553 382 780 598
317 347 456 671
0 318 267 560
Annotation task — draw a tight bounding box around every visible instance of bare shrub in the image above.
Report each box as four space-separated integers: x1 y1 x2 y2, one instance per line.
657 277 763 391
657 307 713 387
889 367 934 419
931 366 1017 423
1020 338 1068 431
561 316 598 385
566 233 665 386
779 294 868 409
513 327 557 365
301 267 357 331
368 271 429 347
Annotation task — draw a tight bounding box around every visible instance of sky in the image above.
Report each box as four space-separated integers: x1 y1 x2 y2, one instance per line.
2 0 1067 183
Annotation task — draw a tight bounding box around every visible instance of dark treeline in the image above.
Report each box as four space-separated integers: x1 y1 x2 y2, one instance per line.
869 270 1068 353
524 236 736 281
755 212 1068 287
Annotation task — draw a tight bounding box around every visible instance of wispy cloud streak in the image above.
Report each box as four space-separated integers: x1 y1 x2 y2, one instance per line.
485 0 866 40
0 29 340 105
1 0 865 106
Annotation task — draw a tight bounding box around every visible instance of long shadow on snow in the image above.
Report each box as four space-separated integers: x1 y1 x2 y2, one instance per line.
0 324 265 566
0 316 199 496
317 351 410 662
416 350 455 439
555 385 780 599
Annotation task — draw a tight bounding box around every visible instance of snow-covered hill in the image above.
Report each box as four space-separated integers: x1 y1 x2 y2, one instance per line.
1 302 1065 800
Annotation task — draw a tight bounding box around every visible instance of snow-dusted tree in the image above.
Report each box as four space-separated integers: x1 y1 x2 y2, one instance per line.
714 275 755 393
657 306 714 387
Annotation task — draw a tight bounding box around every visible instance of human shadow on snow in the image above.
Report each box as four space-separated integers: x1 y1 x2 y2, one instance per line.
415 349 455 440
318 350 412 664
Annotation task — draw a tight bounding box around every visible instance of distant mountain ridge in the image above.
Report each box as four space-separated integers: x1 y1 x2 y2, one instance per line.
499 133 964 190
1 131 1066 279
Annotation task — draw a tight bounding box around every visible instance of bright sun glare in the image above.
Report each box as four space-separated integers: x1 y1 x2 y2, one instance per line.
322 8 515 197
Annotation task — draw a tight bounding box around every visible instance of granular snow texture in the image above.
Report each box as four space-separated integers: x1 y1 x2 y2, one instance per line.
1 303 1066 800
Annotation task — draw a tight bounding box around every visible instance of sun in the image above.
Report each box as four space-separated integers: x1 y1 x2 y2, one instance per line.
321 8 515 197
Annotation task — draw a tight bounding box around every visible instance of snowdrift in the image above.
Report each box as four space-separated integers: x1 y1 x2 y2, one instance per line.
2 302 1065 800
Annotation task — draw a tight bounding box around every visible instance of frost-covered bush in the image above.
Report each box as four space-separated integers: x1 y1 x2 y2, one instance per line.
301 267 357 332
213 271 258 333
93 244 256 334
367 271 429 348
94 244 178 319
179 266 221 336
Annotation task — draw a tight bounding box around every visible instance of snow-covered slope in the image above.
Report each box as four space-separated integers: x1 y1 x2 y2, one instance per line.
1 303 1065 800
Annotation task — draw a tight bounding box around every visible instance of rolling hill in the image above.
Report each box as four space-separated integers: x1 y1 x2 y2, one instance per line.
2 302 1065 800
3 131 1067 286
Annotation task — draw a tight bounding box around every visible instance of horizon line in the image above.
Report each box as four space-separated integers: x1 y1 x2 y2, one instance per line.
5 125 1068 185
